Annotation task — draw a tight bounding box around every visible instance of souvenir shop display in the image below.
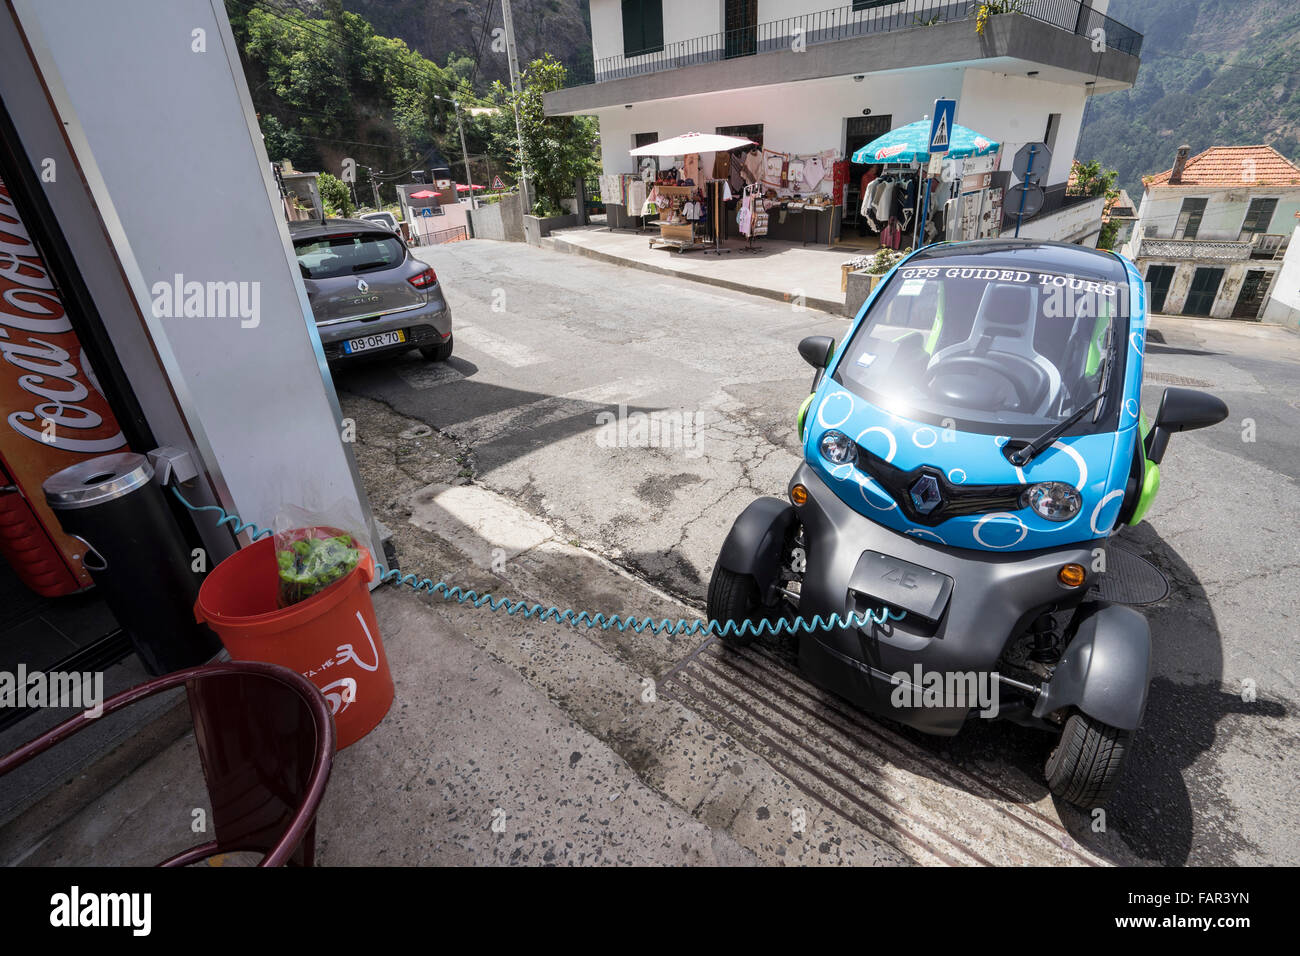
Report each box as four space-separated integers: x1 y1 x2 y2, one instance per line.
627 133 842 251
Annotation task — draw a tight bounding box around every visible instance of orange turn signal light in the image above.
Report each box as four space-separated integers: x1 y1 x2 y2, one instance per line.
790 484 808 506
1058 563 1086 588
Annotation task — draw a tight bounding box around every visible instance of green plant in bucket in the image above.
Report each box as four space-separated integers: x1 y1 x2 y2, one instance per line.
276 532 361 606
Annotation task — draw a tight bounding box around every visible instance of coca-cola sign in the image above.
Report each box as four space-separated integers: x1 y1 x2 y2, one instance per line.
0 175 127 591
0 180 125 453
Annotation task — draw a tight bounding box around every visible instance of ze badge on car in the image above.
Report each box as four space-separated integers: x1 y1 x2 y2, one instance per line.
848 551 953 621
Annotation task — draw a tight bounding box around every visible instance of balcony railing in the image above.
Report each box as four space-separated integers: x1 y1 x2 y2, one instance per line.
564 0 1142 88
1137 233 1290 262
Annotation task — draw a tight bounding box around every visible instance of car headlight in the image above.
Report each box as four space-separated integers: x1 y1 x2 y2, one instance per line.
819 430 858 465
1020 482 1082 522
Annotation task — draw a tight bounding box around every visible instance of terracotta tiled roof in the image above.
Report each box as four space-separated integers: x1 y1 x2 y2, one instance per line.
1145 145 1300 188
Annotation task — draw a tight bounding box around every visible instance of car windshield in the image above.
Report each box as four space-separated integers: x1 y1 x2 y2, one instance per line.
294 232 405 279
833 261 1128 436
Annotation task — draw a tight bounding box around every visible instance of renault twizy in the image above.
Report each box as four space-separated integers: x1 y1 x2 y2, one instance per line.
708 240 1227 808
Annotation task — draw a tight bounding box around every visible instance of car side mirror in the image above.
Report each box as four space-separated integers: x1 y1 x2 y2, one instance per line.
798 335 835 369
1144 386 1228 464
798 335 836 391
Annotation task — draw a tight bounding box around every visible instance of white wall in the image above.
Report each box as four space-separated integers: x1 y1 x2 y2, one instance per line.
596 65 1087 189
596 66 963 173
1261 224 1300 327
958 69 1087 186
1135 186 1300 242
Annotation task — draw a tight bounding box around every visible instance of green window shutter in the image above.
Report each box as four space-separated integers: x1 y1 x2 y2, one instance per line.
642 0 663 53
622 0 642 57
623 0 663 56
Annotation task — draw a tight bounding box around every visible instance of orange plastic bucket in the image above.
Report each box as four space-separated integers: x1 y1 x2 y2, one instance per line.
194 536 394 749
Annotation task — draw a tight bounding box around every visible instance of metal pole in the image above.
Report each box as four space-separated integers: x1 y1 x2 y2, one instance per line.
1015 145 1036 238
501 0 532 210
453 101 474 204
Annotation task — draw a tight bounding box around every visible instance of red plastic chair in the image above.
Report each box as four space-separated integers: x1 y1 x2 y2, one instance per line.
0 661 335 866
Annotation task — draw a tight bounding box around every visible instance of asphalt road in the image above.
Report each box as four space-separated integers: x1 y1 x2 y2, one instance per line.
334 238 1299 865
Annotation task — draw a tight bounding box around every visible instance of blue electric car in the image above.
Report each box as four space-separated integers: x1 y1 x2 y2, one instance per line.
708 239 1228 808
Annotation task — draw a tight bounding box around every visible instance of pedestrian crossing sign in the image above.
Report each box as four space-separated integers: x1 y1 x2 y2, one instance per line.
930 99 956 155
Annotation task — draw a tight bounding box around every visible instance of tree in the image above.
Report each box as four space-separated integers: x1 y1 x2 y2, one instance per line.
490 54 599 216
318 172 354 218
1068 159 1120 201
259 114 305 166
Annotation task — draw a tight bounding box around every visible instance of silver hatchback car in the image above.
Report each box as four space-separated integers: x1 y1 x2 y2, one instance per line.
290 218 453 363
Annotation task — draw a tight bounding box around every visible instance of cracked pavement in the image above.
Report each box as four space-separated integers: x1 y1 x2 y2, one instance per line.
331 239 1300 865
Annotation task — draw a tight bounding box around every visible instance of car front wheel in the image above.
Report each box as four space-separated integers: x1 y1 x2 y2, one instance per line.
1044 711 1132 809
420 333 453 362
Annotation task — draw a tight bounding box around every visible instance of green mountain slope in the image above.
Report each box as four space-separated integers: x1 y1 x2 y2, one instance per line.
1079 0 1300 197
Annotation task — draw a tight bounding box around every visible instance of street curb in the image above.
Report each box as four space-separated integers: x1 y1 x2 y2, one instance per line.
548 234 849 318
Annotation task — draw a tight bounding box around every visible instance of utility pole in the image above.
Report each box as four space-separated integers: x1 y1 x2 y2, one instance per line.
370 167 382 210
500 0 532 210
453 102 474 202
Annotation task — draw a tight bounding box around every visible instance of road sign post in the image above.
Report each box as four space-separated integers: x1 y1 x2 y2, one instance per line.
918 98 956 248
1011 142 1051 238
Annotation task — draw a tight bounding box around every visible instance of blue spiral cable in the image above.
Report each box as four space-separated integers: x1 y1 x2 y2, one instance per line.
172 486 905 637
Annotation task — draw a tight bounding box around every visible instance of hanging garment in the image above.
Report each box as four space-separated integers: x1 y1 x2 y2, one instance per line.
761 150 787 188
787 160 805 188
742 149 762 185
802 155 827 191
713 152 731 181
627 178 647 214
873 180 896 223
832 160 850 207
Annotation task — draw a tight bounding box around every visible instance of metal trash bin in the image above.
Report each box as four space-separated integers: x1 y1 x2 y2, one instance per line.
44 452 220 675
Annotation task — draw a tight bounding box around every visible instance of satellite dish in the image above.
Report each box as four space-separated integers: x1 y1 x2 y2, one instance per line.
1006 183 1045 218
1013 143 1052 185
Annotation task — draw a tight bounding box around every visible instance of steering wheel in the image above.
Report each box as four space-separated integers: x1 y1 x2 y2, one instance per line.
926 354 1038 410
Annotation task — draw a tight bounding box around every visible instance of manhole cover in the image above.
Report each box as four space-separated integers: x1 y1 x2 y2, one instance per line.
1090 544 1169 606
1145 372 1214 388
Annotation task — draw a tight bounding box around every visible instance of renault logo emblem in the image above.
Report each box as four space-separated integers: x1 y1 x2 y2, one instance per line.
356 278 369 292
909 474 943 515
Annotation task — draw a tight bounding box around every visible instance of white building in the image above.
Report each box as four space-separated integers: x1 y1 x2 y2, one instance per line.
1124 144 1300 320
544 0 1141 245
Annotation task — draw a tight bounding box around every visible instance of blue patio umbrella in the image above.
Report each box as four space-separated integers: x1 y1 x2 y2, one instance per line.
851 119 1000 248
850 119 1000 165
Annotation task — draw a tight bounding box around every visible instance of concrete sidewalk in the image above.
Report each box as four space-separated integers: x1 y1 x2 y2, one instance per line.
547 225 856 316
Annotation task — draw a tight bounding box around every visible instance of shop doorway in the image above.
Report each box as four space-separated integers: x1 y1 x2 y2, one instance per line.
1184 267 1224 316
844 114 893 242
1145 264 1174 314
1232 269 1271 319
724 0 758 59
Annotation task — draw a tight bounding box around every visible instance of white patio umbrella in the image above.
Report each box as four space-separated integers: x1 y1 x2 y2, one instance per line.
629 131 755 156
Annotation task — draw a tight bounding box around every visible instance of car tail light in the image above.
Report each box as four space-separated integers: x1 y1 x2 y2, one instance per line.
408 267 437 289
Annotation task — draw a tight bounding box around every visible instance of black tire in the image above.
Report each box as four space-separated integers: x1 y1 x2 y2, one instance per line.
706 565 777 649
420 333 453 362
1045 711 1132 809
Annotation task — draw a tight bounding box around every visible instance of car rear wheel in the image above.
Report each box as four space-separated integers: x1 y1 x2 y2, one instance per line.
1044 711 1132 809
420 333 453 362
